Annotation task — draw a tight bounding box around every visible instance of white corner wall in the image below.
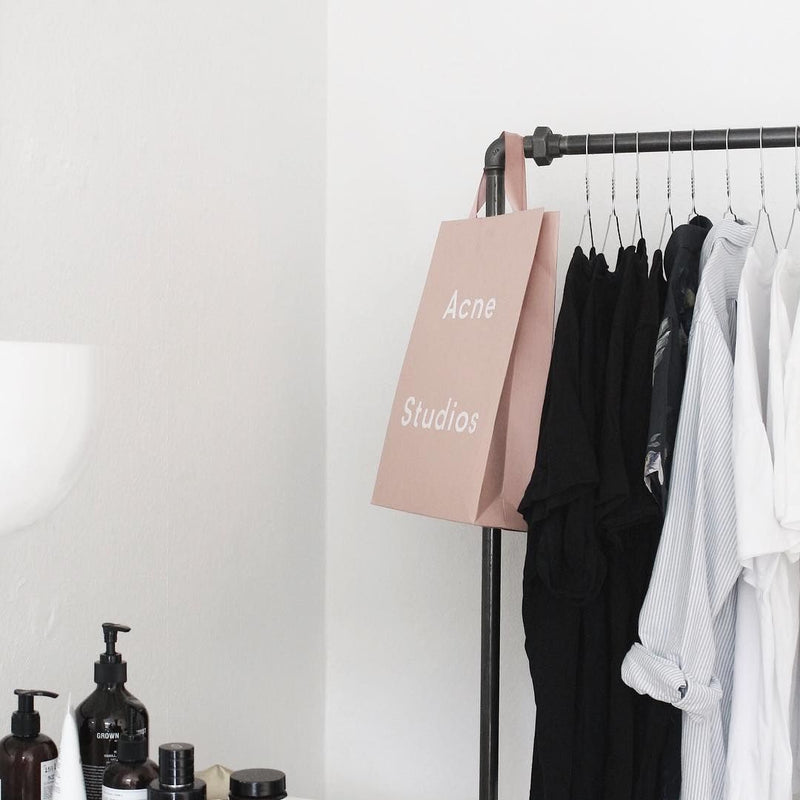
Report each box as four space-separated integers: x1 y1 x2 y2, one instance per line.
0 3 326 797
2 3 798 799
325 1 795 798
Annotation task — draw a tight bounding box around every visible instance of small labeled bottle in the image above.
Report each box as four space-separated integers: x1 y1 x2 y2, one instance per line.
102 707 157 800
77 623 149 800
0 689 59 800
229 769 287 800
148 743 206 800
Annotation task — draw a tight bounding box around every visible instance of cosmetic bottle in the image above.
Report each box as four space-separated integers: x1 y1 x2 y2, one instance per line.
148 743 206 800
52 698 84 800
229 769 287 800
0 689 59 800
102 707 157 800
76 623 149 800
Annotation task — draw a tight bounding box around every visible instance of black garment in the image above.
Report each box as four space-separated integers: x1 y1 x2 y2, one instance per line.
520 247 595 521
522 248 606 800
643 216 713 512
597 243 646 523
580 251 622 452
570 250 622 799
606 243 664 531
603 522 662 800
634 700 682 800
522 243 680 800
520 247 604 603
597 245 681 800
525 567 609 800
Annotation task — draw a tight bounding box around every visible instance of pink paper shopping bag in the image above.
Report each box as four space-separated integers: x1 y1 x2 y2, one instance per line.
373 132 558 531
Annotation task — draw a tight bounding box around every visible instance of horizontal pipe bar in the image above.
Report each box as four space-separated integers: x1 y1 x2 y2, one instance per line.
524 126 800 166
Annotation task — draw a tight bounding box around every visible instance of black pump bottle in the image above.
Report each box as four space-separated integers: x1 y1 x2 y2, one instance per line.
0 690 59 800
77 623 149 800
102 706 158 800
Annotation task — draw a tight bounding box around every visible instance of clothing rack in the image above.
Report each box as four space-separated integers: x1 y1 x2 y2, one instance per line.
477 123 799 800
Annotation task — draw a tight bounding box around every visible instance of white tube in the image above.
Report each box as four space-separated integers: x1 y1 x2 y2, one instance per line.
53 695 87 800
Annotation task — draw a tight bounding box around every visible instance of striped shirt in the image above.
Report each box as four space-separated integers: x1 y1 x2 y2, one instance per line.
621 218 753 800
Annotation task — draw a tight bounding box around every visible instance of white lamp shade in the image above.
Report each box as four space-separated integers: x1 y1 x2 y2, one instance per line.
0 341 97 534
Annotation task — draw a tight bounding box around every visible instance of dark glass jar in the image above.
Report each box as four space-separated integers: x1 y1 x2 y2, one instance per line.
229 769 287 800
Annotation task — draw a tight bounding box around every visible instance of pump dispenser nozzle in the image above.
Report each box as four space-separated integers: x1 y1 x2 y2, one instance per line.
95 622 131 684
11 690 58 738
117 704 147 764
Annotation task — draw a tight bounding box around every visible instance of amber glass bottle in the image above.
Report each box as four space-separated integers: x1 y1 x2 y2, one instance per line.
0 690 59 800
102 706 157 800
77 623 148 800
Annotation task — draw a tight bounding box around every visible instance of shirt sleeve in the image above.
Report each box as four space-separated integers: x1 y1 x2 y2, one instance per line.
621 320 739 717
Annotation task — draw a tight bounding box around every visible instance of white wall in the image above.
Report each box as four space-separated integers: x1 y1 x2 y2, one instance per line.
2 3 798 799
325 1 797 798
0 3 326 797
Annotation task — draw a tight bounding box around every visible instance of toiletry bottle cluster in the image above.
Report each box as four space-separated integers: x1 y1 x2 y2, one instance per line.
0 623 290 800
0 623 148 800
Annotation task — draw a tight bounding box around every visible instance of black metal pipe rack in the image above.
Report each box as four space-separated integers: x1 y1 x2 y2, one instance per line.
477 123 799 800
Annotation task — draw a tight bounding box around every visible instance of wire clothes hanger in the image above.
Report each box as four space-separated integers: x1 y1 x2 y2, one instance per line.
631 132 643 245
578 134 595 251
602 133 623 252
688 130 698 221
724 129 739 222
657 130 674 251
785 125 800 249
754 126 779 253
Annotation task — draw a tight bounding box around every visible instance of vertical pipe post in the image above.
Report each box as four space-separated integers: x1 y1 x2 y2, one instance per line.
479 525 502 800
479 164 503 800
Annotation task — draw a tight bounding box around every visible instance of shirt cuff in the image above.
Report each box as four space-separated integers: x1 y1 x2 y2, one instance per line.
621 643 722 721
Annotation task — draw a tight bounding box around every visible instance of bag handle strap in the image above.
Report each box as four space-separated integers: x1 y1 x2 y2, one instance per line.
469 131 527 218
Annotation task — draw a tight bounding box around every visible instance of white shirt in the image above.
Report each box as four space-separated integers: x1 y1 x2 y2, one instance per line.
769 251 800 529
621 218 753 800
785 320 800 529
725 248 800 800
768 251 800 798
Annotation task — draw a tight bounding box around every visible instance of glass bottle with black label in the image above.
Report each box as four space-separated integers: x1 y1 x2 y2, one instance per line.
0 690 59 800
77 623 148 800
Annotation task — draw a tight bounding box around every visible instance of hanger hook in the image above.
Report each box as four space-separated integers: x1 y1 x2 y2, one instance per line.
688 129 697 221
785 125 800 249
755 126 779 253
603 132 623 252
658 130 674 250
631 131 643 245
724 129 738 221
578 133 595 250
795 125 800 212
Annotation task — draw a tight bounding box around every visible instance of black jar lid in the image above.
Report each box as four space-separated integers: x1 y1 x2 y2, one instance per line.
229 769 286 800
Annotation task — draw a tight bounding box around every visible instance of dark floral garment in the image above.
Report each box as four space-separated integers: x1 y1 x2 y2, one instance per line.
643 216 713 513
